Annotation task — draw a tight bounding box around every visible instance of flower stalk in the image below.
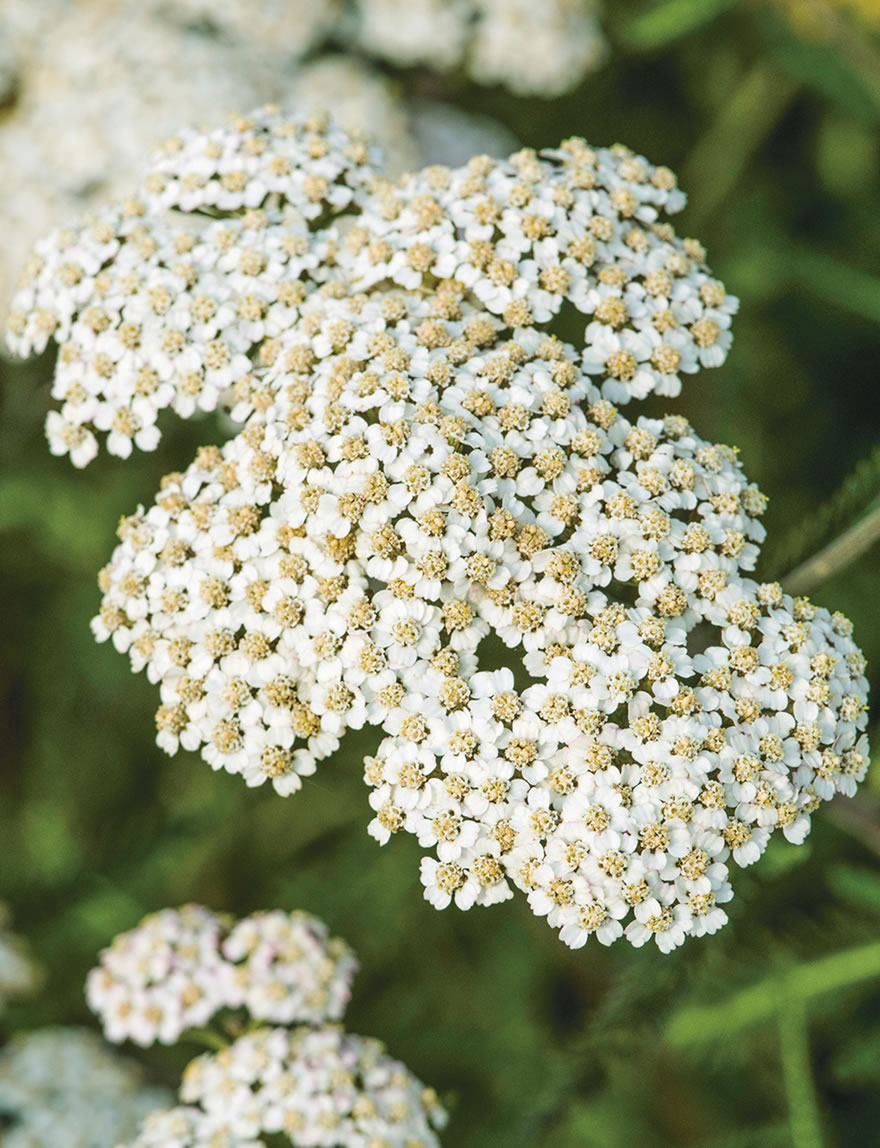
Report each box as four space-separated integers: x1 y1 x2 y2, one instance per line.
783 502 880 595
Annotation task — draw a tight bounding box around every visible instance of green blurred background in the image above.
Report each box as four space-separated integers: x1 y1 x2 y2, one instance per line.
2 1 880 1145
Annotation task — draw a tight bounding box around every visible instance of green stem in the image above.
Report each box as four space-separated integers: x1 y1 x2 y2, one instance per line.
783 248 880 326
768 443 880 577
782 503 880 595
183 1026 230 1051
666 940 880 1046
778 997 824 1148
680 61 798 225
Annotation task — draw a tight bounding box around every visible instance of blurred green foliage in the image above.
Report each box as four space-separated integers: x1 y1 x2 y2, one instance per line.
2 1 880 1145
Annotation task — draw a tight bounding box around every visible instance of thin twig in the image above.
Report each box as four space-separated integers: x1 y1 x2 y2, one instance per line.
782 504 880 595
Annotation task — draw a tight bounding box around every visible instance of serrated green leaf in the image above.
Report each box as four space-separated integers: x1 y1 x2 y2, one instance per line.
768 441 880 578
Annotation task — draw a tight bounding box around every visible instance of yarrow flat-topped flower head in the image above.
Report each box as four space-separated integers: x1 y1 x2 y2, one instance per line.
87 906 447 1148
8 108 871 954
7 109 381 467
87 906 358 1047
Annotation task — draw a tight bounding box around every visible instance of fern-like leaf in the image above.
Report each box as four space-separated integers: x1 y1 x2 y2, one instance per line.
767 441 880 577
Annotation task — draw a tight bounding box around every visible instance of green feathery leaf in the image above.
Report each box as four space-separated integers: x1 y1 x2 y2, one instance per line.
767 442 880 579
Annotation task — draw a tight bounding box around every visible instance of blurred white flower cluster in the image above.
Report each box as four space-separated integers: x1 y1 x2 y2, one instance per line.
7 110 871 953
289 57 518 180
0 0 521 318
87 905 357 1047
0 1027 169 1148
86 906 446 1148
352 0 605 96
0 904 40 1012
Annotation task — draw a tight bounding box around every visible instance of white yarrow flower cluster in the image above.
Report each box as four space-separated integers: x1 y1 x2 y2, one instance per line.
8 115 734 466
347 139 737 403
122 1028 445 1148
8 111 871 953
86 907 357 1047
0 1027 170 1148
87 907 446 1147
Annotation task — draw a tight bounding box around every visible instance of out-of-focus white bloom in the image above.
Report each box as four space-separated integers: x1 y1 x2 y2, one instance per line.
289 56 518 179
354 0 473 72
351 0 606 96
86 906 235 1047
0 0 69 86
290 56 420 178
0 1027 170 1148
168 0 340 59
409 101 519 170
8 111 871 953
221 910 358 1026
0 904 40 1010
121 1027 446 1148
86 907 357 1047
470 0 606 97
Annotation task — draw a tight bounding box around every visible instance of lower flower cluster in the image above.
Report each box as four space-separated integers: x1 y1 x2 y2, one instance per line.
123 1027 445 1148
86 907 446 1148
